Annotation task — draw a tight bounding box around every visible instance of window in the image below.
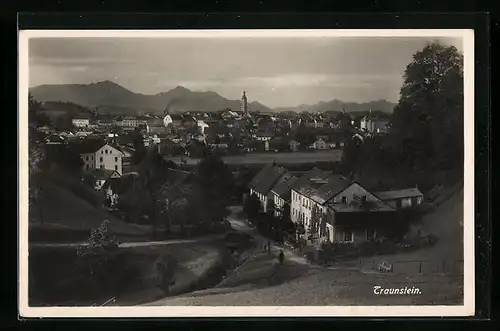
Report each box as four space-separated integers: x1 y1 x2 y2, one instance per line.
361 195 367 203
105 150 108 154
86 156 89 161
91 155 94 160
115 165 118 171
115 157 118 162
343 230 353 243
85 164 89 170
341 196 347 204
366 228 376 241
100 157 103 162
101 151 103 154
100 165 104 169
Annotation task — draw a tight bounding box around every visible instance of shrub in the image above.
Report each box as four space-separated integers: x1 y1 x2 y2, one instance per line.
74 220 139 298
156 254 179 293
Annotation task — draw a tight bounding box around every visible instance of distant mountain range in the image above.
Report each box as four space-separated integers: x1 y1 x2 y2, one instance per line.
30 80 270 115
30 80 396 115
274 99 396 114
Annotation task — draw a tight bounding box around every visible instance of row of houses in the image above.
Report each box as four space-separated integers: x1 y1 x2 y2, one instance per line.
248 164 423 245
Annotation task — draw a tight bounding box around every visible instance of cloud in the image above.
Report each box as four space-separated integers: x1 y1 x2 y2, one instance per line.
30 56 136 66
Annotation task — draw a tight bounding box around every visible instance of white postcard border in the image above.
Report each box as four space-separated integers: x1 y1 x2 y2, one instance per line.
18 28 475 318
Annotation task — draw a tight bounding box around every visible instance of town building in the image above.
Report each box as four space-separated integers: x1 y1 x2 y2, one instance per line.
289 140 300 152
374 188 424 210
290 168 397 245
247 164 287 213
74 139 125 175
86 168 122 191
313 138 328 150
270 175 299 218
72 117 90 128
163 114 183 128
360 111 390 134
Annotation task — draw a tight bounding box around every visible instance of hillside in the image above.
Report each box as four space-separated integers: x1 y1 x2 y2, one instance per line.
275 99 396 114
30 167 152 240
39 101 96 120
30 81 272 115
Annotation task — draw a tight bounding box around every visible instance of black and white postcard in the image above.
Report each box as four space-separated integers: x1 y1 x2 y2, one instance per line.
18 29 475 317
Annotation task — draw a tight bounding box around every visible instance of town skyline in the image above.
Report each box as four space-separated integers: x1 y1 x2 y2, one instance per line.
28 36 462 108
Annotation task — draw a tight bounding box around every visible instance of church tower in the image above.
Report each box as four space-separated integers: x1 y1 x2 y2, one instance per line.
240 90 248 114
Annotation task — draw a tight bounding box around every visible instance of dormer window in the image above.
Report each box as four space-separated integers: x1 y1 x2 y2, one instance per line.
341 196 347 204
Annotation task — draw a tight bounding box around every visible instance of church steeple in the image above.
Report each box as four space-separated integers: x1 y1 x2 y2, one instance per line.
241 90 248 114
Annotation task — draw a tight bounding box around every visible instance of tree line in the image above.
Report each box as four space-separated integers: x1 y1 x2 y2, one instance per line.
341 42 464 192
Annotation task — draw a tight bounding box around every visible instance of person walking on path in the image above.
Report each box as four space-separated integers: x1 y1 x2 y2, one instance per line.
278 249 284 265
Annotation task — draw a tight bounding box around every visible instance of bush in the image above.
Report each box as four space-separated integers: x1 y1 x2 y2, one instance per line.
74 220 139 298
156 254 179 293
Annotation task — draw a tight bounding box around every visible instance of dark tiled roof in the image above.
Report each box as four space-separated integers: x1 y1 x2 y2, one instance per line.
309 175 352 205
248 163 273 189
290 168 332 192
249 164 287 195
71 139 106 154
271 175 298 201
374 188 423 200
102 174 137 194
328 200 394 213
290 169 352 205
87 168 120 180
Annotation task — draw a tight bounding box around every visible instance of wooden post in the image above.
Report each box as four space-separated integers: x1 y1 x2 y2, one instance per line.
359 259 362 270
419 262 422 274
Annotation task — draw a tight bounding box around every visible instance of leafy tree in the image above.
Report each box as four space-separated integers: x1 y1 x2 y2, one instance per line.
28 94 49 225
196 155 236 202
294 123 316 148
390 42 464 170
82 171 97 189
76 220 120 291
130 128 147 164
53 115 75 132
137 148 171 233
28 92 51 128
308 205 323 245
243 193 261 220
157 181 192 235
335 111 354 132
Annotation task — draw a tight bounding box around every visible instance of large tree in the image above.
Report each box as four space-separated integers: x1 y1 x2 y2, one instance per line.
196 154 236 202
243 193 261 220
390 42 464 169
130 128 147 165
28 93 48 225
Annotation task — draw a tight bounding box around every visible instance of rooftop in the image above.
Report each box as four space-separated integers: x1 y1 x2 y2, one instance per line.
86 168 120 180
271 175 299 201
249 164 287 195
374 188 423 200
328 200 395 213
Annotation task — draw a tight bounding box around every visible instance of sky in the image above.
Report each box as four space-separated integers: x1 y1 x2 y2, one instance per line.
28 36 462 108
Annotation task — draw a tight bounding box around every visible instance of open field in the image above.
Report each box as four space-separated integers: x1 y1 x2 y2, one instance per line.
165 150 343 166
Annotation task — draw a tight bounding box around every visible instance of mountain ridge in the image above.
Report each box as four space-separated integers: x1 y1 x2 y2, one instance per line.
30 80 396 115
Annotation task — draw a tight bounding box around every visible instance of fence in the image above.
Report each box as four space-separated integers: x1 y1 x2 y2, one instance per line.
355 258 464 276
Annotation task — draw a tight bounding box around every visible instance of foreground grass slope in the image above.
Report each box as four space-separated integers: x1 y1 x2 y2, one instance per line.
29 167 152 240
